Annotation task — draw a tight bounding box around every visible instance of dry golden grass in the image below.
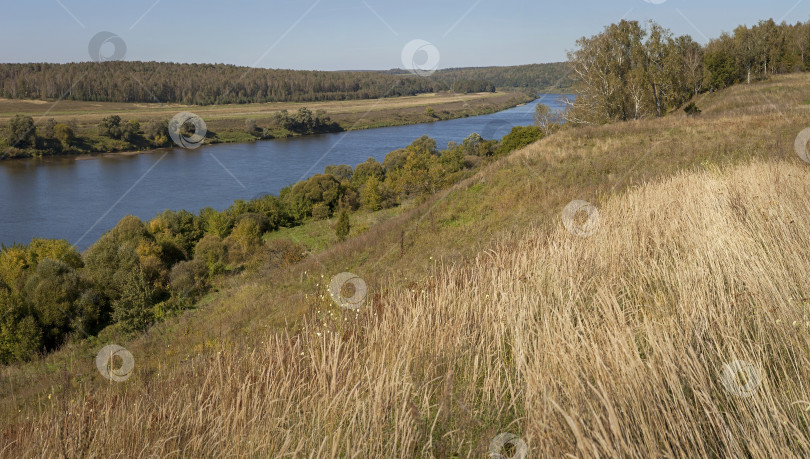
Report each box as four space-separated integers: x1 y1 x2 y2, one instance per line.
5 158 810 457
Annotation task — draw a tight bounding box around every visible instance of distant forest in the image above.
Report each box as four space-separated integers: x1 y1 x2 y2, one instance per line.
405 63 573 91
0 62 570 106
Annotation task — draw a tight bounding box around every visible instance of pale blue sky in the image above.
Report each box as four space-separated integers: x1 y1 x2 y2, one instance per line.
0 0 807 69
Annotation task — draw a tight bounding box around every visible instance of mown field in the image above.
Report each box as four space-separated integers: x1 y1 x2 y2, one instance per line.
2 74 810 457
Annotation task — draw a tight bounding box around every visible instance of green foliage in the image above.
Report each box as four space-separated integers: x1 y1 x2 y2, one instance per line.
53 123 75 149
194 234 227 276
362 175 383 211
0 291 42 363
684 102 701 116
383 149 409 172
569 18 810 122
703 41 738 90
225 219 262 262
41 119 57 139
7 115 36 148
281 174 344 220
407 135 439 156
274 107 341 134
496 126 543 155
324 164 353 181
144 119 170 146
24 258 82 347
352 158 385 186
201 208 234 239
111 266 155 333
0 62 575 105
169 259 207 298
99 115 140 141
335 210 351 241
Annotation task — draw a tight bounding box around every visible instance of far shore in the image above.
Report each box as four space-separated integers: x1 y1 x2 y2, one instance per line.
1 91 537 161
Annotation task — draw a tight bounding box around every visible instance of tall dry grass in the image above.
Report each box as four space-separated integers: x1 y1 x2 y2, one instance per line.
5 159 810 457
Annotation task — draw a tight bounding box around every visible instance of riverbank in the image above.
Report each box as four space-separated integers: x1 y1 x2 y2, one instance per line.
0 91 535 160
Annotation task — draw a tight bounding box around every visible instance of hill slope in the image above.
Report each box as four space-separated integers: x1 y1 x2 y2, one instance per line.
3 74 810 456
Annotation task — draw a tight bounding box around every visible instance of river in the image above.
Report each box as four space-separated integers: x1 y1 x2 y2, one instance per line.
0 94 570 249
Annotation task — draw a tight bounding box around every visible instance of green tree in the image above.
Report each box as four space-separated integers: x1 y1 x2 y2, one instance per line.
54 123 75 149
144 119 170 146
99 115 123 139
496 126 543 155
0 290 42 363
362 175 383 211
335 209 351 241
201 208 234 239
352 158 385 186
8 114 36 147
112 266 155 333
42 118 57 139
324 164 353 181
23 258 83 348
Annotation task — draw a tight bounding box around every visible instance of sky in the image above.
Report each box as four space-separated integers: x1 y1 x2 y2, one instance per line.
0 0 807 70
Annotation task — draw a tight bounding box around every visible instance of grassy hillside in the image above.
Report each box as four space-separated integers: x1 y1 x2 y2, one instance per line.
3 74 810 456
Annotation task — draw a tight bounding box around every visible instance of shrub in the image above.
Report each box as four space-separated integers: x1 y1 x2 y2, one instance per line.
169 259 207 298
111 266 155 333
7 115 36 148
335 210 351 241
684 102 701 116
311 203 331 220
225 219 262 263
54 123 75 149
496 125 543 155
265 239 307 268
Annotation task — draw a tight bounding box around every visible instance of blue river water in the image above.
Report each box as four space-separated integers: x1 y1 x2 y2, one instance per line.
0 94 569 249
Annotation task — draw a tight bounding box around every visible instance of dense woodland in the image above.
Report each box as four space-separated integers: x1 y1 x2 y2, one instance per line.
567 18 810 123
0 62 568 105
417 63 572 91
0 126 543 363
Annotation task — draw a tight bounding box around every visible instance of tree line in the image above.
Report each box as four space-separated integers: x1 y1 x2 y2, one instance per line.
0 125 543 363
567 18 810 123
0 62 569 106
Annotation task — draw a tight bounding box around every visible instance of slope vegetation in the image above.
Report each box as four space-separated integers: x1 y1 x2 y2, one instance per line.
3 74 810 457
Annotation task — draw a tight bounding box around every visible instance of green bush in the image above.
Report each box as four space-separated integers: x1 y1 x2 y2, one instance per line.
496 126 543 155
7 115 36 148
